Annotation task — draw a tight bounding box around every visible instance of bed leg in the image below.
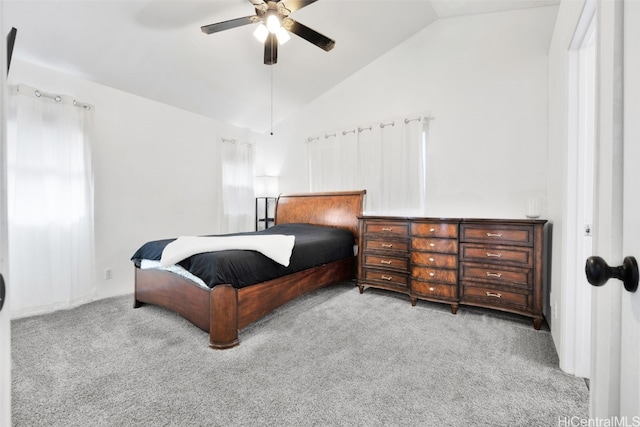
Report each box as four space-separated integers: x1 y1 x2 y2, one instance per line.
209 284 240 349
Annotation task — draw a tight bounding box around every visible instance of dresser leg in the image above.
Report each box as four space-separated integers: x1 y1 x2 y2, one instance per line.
533 317 543 330
410 297 417 306
358 285 364 294
450 304 458 315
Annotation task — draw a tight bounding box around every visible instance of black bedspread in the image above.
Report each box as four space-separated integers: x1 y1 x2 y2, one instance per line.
131 223 355 289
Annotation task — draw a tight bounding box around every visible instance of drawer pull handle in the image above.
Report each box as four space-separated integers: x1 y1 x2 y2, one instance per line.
486 232 503 238
381 243 393 248
430 243 435 247
486 272 502 278
380 260 392 265
381 275 393 281
429 257 435 262
429 287 435 292
429 272 435 277
430 228 436 232
486 292 502 298
486 252 503 258
382 227 393 232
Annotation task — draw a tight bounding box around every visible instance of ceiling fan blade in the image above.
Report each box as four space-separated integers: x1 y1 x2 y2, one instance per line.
281 0 319 13
201 15 260 34
264 33 278 65
282 18 335 51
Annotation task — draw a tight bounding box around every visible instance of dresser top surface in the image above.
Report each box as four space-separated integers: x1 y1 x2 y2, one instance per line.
359 216 548 225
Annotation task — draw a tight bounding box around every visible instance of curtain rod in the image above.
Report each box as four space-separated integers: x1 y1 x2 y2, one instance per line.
35 89 61 102
306 114 435 143
13 84 93 110
222 137 254 147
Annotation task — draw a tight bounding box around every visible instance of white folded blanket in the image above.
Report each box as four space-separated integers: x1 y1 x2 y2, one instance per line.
160 234 296 267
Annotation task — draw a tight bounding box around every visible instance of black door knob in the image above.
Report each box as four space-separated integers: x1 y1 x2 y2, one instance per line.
585 256 639 293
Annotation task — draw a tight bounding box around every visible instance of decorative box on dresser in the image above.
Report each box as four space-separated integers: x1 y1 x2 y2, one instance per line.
357 216 549 330
458 219 547 330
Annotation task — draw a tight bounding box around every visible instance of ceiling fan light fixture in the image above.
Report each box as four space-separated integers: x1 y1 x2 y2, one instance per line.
201 0 336 64
253 23 269 43
276 27 290 45
266 14 281 33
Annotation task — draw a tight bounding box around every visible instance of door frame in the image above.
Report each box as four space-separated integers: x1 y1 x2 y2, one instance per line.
563 0 596 378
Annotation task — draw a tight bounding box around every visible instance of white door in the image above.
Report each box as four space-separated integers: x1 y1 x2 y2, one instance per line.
590 0 640 418
619 0 640 415
0 0 12 424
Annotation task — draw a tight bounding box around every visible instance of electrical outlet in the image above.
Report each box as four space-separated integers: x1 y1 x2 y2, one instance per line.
104 269 113 280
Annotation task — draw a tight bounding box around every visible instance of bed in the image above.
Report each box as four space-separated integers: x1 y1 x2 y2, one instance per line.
131 190 365 349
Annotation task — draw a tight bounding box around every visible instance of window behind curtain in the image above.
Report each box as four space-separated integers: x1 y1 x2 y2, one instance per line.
221 139 255 232
7 84 94 317
307 116 430 216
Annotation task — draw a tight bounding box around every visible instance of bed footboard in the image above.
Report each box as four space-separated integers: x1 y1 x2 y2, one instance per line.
207 257 356 349
134 267 210 332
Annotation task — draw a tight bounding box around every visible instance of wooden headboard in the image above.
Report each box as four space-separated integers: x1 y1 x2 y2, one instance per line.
274 191 366 239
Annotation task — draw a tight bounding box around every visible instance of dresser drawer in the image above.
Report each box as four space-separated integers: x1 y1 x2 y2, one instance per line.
411 281 457 299
364 238 409 253
363 253 409 272
411 252 458 269
362 268 409 288
460 224 534 247
364 221 409 237
412 237 458 254
459 262 532 289
460 244 534 267
411 266 457 285
412 222 458 238
460 282 530 311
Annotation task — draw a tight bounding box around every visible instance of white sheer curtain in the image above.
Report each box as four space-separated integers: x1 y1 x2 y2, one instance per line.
7 84 95 316
221 139 255 232
307 115 430 215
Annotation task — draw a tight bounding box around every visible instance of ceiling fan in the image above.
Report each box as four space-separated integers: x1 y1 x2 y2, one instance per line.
201 0 335 65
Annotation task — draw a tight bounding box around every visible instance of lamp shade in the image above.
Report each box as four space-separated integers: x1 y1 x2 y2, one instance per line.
276 27 290 45
255 175 279 197
253 24 268 43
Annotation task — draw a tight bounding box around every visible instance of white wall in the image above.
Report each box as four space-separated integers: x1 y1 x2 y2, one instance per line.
264 6 557 220
7 59 259 306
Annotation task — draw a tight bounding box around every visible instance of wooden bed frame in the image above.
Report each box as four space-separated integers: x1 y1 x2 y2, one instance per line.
133 190 365 349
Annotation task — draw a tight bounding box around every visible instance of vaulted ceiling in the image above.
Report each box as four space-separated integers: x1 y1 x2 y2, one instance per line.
4 0 559 133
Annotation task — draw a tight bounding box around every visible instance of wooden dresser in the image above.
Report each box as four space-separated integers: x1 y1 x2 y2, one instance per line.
357 216 548 329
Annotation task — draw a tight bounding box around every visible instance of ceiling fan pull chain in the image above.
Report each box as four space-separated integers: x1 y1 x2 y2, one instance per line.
270 64 274 135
